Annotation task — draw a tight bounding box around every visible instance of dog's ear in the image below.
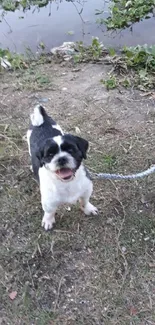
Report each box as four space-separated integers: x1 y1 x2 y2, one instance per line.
65 134 89 159
74 136 89 159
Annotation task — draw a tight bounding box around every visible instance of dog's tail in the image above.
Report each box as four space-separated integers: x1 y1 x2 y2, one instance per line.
30 105 47 126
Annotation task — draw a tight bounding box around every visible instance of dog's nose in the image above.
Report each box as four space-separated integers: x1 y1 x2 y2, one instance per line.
58 157 67 166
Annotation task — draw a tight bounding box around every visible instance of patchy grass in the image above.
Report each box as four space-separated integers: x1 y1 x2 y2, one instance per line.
73 40 155 91
17 69 53 90
1 41 155 92
1 61 155 324
97 0 155 30
0 48 54 90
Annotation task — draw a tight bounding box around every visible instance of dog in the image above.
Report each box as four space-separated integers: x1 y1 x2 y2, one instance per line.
27 105 98 230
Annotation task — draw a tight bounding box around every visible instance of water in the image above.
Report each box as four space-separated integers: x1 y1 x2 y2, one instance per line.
0 0 155 54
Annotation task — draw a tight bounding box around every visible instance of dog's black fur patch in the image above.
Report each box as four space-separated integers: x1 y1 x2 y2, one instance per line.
30 107 62 180
29 106 89 181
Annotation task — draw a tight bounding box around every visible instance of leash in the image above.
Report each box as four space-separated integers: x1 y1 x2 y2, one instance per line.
88 165 155 180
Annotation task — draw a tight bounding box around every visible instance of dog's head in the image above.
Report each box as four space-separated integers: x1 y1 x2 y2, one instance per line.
36 134 88 181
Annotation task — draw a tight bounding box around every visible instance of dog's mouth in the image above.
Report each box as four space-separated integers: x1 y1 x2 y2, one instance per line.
55 168 75 181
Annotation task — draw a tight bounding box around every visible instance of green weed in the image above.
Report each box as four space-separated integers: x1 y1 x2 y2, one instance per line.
109 47 116 56
121 78 131 88
123 45 155 89
98 0 155 30
74 37 104 63
102 154 117 169
123 44 155 71
2 0 17 11
101 76 117 90
103 45 155 91
0 0 49 11
0 48 28 70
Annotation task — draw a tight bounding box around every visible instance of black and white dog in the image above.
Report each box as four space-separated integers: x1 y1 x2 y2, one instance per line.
27 105 98 230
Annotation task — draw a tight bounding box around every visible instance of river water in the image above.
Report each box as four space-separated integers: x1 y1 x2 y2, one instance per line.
0 0 155 54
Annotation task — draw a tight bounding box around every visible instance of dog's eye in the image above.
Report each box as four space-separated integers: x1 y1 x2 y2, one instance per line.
68 148 74 154
49 153 54 158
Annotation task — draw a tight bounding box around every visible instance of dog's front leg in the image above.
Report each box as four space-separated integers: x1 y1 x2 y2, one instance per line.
80 181 98 216
41 200 58 230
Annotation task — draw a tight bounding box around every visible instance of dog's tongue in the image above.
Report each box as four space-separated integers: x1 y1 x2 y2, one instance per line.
56 168 73 179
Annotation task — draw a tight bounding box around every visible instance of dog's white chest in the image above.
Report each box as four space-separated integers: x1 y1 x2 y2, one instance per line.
57 180 83 204
39 165 90 206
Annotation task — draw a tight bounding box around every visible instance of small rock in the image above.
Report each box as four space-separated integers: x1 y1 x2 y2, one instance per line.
38 97 49 103
72 68 81 72
106 217 113 225
1 57 12 70
144 237 150 241
9 291 17 300
51 42 76 60
64 56 71 61
75 126 81 134
121 246 126 253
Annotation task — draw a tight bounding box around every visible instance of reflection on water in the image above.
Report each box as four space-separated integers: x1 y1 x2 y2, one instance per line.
0 0 155 53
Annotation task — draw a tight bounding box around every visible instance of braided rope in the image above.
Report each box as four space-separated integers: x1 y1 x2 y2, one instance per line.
88 165 155 180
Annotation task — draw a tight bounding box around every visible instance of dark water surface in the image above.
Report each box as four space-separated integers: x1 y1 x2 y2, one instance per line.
0 0 155 54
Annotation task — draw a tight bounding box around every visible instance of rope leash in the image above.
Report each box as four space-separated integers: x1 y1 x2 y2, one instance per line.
88 165 155 180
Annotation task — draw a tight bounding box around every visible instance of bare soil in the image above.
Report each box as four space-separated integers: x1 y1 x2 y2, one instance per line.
1 60 155 325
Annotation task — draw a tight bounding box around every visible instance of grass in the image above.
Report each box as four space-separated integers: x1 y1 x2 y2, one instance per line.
96 0 155 30
1 122 155 324
17 69 52 90
1 40 155 91
1 2 155 323
1 61 155 324
0 48 54 90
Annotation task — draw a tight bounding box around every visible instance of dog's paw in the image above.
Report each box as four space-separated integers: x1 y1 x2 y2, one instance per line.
41 216 55 231
82 202 98 216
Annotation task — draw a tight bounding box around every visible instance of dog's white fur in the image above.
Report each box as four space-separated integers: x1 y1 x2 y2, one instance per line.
27 129 32 156
39 164 98 230
30 104 44 126
27 106 98 230
53 124 64 134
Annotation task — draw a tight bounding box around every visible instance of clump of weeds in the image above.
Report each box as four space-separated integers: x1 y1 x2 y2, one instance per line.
103 44 155 91
74 37 108 63
0 48 29 70
100 75 118 90
0 0 49 11
96 0 155 29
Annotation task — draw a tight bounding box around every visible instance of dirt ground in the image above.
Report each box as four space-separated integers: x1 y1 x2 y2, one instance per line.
1 60 155 325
